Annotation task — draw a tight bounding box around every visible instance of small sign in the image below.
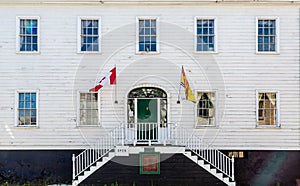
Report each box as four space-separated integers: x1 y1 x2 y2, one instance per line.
115 146 129 156
144 148 155 152
140 152 160 175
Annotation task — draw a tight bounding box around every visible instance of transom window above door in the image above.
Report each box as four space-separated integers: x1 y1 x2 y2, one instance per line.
128 87 166 98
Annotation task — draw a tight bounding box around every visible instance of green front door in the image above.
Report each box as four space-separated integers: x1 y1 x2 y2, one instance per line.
137 99 158 141
137 99 157 123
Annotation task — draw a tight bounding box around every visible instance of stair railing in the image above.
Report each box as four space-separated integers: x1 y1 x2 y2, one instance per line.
72 123 125 181
170 126 235 182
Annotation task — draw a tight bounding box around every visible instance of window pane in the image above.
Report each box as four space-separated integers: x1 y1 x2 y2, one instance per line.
145 20 150 27
139 20 144 27
150 20 156 27
145 28 150 35
19 101 24 108
139 44 145 51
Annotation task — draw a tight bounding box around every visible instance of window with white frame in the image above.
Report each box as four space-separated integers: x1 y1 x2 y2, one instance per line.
79 92 99 126
17 18 39 52
196 18 216 52
197 92 215 126
79 18 100 52
17 92 38 126
257 92 279 126
137 18 158 53
257 18 278 53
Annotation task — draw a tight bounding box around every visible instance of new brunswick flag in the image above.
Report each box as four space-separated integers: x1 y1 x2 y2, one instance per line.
180 66 196 103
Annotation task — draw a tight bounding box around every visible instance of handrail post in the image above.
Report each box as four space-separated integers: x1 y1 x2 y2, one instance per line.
231 155 235 181
121 123 124 146
72 154 76 180
175 123 178 145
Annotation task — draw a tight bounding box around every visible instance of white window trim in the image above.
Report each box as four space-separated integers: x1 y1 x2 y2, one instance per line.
194 90 218 128
194 16 218 53
136 16 160 54
255 90 280 128
15 90 39 127
77 91 101 127
16 16 40 54
77 16 101 54
255 17 280 54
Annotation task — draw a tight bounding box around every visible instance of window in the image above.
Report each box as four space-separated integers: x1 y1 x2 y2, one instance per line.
257 18 279 53
17 17 39 52
257 92 279 126
78 17 100 52
197 92 215 126
17 92 38 126
137 18 158 53
195 18 216 52
79 92 99 126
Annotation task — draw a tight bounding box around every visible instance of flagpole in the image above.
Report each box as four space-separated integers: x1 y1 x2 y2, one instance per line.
177 66 182 104
114 64 118 104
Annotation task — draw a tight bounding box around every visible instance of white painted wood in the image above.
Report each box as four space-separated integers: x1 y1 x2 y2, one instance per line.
0 3 298 151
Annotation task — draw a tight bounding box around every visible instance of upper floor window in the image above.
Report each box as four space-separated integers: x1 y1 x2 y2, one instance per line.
137 18 158 53
78 17 100 53
196 92 215 126
195 18 216 52
78 92 99 126
17 17 39 53
17 91 38 126
257 18 279 53
257 92 280 127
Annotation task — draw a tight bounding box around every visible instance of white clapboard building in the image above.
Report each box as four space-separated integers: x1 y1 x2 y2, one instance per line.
0 0 299 186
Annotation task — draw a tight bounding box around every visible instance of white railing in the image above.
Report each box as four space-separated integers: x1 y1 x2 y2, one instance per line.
126 122 177 145
136 122 158 141
72 124 124 181
170 126 235 182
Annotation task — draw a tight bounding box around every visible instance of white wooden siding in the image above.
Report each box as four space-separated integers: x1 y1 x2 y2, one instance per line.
0 4 299 150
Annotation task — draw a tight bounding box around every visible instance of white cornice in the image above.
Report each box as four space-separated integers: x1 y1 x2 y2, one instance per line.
0 0 299 5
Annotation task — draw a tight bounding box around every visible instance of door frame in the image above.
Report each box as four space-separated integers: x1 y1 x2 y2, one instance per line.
125 85 170 145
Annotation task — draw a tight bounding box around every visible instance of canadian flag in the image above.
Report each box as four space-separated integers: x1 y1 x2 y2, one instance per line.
89 67 116 92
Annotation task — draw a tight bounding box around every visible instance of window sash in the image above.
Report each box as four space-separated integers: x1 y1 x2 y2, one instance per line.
257 92 279 126
17 92 38 126
138 18 157 52
18 18 39 52
196 19 215 52
80 19 100 52
79 92 99 126
197 92 215 126
256 18 279 53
